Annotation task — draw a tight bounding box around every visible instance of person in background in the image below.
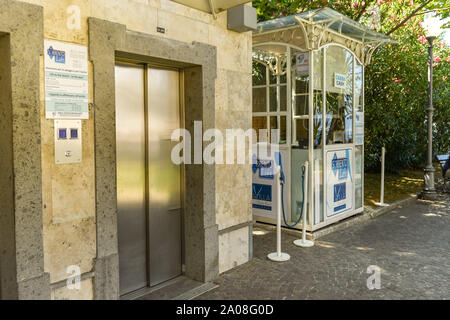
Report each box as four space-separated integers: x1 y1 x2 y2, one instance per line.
443 156 450 179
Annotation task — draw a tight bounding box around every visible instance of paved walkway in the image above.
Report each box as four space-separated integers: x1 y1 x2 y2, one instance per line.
198 194 450 300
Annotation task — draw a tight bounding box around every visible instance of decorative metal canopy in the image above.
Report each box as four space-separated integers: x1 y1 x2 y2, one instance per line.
254 7 398 65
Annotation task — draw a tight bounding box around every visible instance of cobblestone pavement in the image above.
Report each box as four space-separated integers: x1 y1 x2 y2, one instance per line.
198 194 450 300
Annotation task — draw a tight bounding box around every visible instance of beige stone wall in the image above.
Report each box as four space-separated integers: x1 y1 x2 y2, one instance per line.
20 0 252 298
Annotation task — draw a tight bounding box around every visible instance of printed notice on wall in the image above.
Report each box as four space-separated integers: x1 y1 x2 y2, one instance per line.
44 40 89 119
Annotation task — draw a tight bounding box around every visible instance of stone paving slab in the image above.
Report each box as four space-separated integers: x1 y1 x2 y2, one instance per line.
197 194 450 300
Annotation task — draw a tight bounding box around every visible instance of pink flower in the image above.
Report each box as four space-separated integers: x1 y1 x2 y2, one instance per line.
418 35 427 44
377 0 383 5
434 56 441 62
446 56 450 62
394 78 402 83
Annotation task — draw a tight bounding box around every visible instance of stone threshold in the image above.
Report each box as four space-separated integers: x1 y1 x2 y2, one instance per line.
255 193 419 240
121 276 218 300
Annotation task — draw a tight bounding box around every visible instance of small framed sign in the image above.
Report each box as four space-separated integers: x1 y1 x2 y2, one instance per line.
334 73 346 89
295 52 309 76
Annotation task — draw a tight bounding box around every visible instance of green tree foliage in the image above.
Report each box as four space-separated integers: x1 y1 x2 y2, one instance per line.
253 0 450 173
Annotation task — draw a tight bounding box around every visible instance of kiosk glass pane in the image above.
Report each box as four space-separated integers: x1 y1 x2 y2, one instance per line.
295 76 309 94
252 61 266 86
280 85 287 111
295 119 309 149
280 116 287 144
325 46 353 145
252 116 267 142
292 50 309 92
313 91 323 147
269 116 287 144
253 87 266 112
313 49 323 90
269 87 277 112
313 49 324 148
295 95 308 116
355 145 363 209
269 70 278 84
313 49 324 223
270 116 277 142
355 61 363 113
355 61 364 145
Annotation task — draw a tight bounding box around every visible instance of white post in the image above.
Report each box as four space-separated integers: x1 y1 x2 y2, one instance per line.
294 161 314 247
268 165 290 262
375 147 389 207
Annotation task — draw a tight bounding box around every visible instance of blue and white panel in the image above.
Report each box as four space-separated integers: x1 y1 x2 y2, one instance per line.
325 148 353 218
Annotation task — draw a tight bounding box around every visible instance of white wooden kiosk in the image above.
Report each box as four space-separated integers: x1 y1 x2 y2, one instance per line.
251 8 396 232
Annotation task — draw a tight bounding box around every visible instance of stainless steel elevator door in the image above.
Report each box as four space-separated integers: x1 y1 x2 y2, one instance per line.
115 64 147 296
147 68 182 287
115 64 182 295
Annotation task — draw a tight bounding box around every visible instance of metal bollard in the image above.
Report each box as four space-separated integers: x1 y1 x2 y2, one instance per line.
294 161 314 247
375 147 389 207
267 165 290 262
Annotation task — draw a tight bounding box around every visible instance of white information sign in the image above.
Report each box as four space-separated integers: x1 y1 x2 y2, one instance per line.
44 40 89 119
355 112 364 145
295 52 309 76
326 148 353 218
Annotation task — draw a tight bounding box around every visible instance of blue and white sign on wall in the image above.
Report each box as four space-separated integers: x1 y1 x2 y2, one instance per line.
44 40 89 119
326 148 353 218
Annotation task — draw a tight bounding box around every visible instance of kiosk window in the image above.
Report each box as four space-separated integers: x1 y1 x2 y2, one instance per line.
280 86 287 111
295 119 309 149
253 87 266 112
295 95 308 116
252 51 288 145
355 61 363 113
252 116 267 142
269 87 277 112
325 46 353 145
252 61 266 86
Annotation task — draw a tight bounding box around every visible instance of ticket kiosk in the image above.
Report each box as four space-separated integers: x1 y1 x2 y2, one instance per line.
251 8 396 231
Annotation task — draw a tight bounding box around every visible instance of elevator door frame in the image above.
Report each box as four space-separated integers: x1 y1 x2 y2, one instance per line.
116 60 186 296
